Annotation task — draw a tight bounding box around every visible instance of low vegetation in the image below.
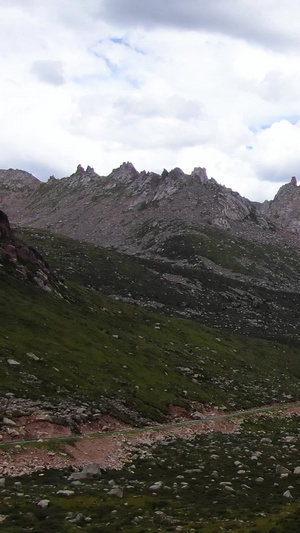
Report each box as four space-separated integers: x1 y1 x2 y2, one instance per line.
2 413 300 531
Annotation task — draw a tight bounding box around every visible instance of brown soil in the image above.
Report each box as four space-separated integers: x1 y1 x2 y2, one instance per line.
1 403 300 478
0 414 130 443
0 415 241 477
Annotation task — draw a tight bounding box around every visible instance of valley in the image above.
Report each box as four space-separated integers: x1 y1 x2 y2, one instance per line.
2 165 300 531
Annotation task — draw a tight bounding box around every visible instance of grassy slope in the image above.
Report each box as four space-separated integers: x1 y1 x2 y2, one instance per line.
16 226 300 346
160 225 300 281
16 227 190 308
2 262 300 423
18 224 300 287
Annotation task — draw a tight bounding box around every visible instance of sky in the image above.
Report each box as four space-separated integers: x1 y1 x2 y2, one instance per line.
2 1 300 201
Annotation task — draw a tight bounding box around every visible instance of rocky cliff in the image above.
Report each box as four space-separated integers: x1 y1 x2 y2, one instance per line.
0 163 300 254
0 209 63 292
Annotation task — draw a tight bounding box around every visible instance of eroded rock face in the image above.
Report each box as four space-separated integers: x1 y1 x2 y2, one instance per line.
0 210 13 239
1 163 300 251
0 210 63 292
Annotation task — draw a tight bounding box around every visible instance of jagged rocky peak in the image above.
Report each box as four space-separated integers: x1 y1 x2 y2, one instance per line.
291 176 297 187
191 167 209 183
75 163 85 175
265 177 300 219
109 161 139 182
167 167 186 179
66 164 101 187
256 176 300 238
274 176 299 200
72 164 99 178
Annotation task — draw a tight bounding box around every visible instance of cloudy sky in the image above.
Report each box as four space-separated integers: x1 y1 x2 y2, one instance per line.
2 0 300 200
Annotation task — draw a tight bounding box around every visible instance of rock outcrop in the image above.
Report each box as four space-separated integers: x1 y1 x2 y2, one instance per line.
0 209 63 292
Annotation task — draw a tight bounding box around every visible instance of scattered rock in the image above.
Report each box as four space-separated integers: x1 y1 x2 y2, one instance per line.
260 437 272 444
68 463 102 481
108 487 123 498
276 465 291 475
1 418 16 427
149 481 163 492
38 499 50 508
57 490 75 497
7 359 20 367
27 352 40 361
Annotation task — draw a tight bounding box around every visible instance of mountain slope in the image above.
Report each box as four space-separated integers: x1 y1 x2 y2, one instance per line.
2 163 300 255
2 212 300 429
16 225 300 343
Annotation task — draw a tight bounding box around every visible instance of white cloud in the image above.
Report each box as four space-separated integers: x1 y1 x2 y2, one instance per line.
1 0 300 201
31 60 65 86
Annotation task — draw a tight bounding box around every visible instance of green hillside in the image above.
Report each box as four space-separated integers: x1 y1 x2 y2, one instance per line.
1 250 300 424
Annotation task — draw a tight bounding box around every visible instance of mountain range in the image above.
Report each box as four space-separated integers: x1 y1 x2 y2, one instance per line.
1 163 300 254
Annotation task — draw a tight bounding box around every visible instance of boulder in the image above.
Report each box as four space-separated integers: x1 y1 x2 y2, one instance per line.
276 465 291 475
2 417 16 426
38 499 50 508
7 359 20 367
68 463 102 481
108 487 123 498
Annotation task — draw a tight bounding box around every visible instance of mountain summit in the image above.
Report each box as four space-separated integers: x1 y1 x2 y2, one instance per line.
0 164 300 252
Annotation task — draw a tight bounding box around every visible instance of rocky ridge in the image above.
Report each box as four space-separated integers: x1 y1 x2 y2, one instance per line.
1 163 300 254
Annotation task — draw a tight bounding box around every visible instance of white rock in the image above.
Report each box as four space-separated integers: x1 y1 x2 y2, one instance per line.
38 499 50 508
27 352 40 361
57 490 74 497
149 482 163 491
223 485 234 492
7 359 20 366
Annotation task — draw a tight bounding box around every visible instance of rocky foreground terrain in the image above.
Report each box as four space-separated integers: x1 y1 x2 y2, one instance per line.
2 163 300 531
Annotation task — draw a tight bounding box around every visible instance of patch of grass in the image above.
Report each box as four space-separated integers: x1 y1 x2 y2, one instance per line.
160 225 300 282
